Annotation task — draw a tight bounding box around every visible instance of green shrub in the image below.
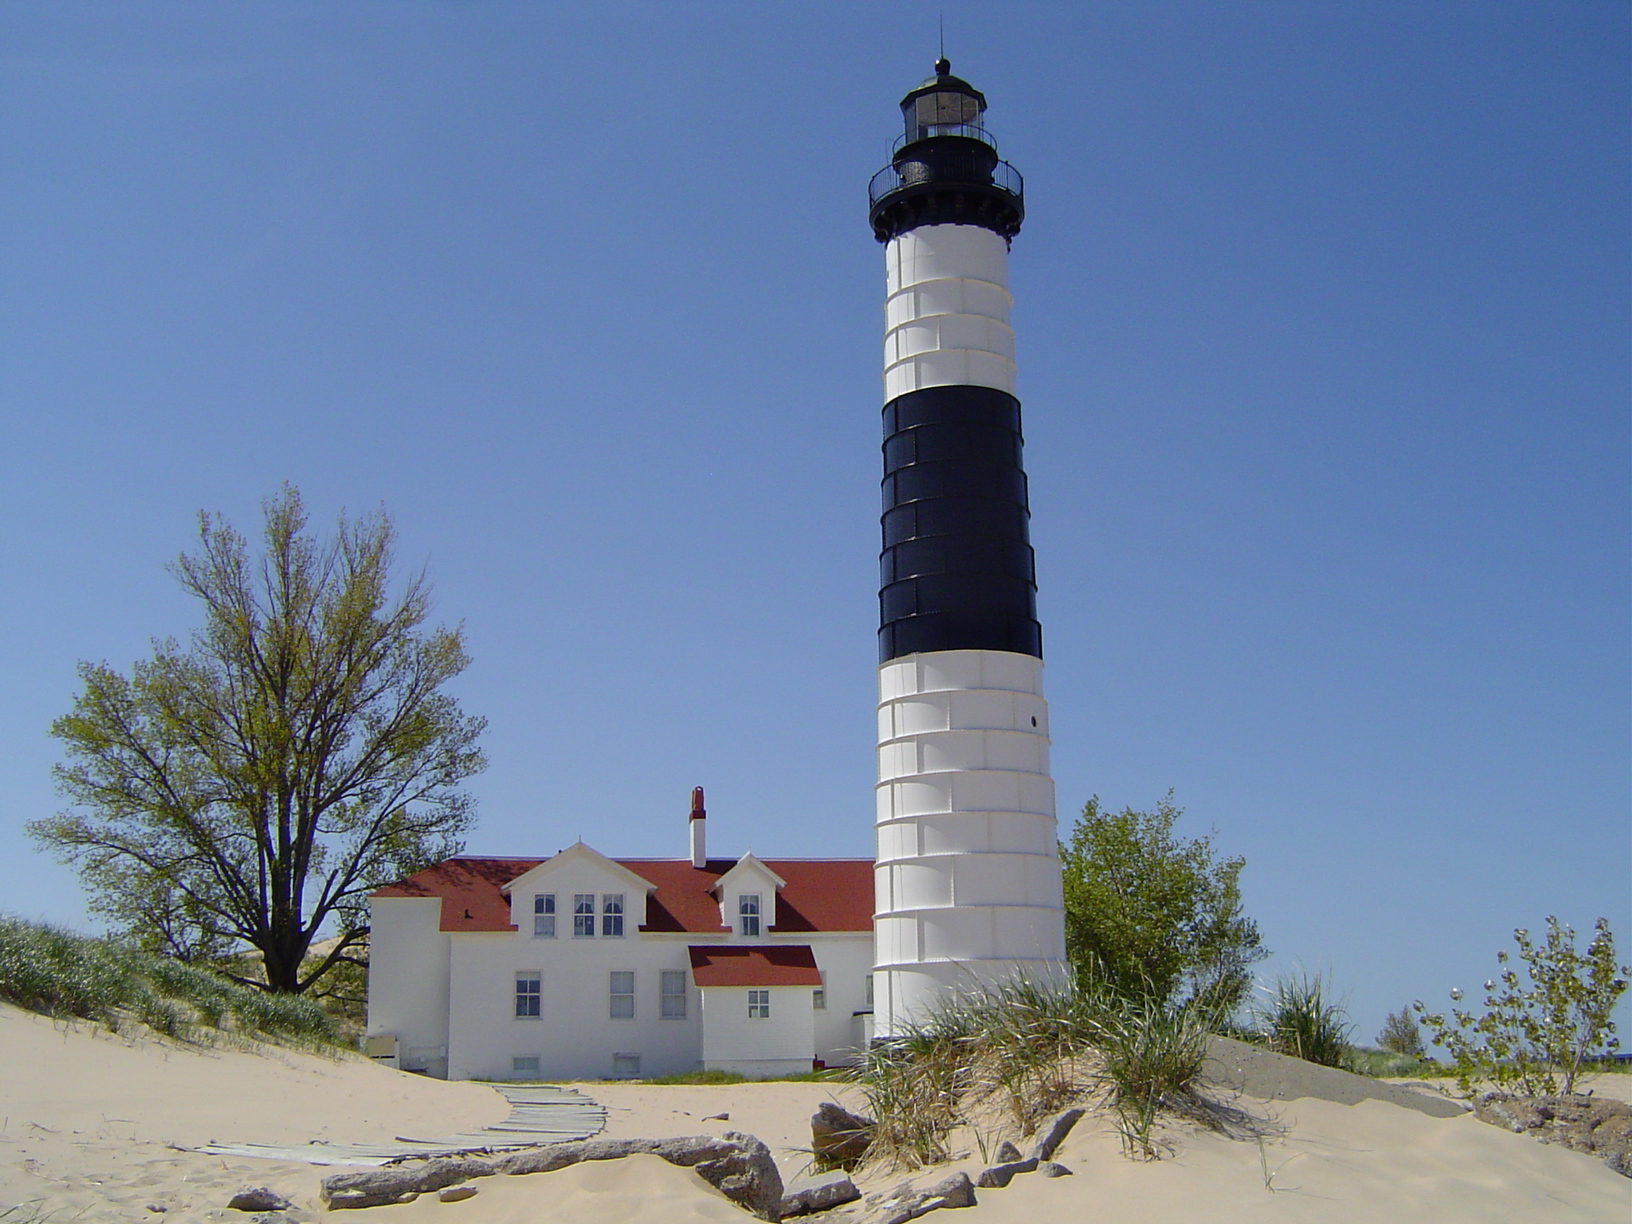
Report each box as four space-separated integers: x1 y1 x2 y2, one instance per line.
1416 916 1628 1096
1259 972 1352 1067
1376 1005 1425 1057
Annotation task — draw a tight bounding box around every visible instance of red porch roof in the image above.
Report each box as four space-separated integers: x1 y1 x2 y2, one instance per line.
688 944 823 987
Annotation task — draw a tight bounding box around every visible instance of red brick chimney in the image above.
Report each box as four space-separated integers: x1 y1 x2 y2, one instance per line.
688 786 707 868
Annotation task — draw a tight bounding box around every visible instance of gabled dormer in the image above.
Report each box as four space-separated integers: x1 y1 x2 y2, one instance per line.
502 841 657 937
711 852 787 940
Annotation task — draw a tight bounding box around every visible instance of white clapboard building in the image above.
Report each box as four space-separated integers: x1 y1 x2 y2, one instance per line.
365 789 874 1081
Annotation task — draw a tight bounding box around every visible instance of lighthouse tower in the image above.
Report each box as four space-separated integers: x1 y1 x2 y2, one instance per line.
868 60 1066 1036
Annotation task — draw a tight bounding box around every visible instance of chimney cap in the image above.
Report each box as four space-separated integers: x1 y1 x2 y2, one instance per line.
689 786 706 820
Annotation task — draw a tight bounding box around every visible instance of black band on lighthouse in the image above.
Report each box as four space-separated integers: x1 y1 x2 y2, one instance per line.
879 384 1041 663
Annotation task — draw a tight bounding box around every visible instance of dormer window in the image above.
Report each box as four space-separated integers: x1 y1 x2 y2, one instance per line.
533 894 556 938
602 893 625 937
573 894 596 937
738 893 761 937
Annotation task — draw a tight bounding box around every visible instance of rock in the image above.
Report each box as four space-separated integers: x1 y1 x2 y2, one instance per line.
1039 1161 1072 1177
321 1132 784 1215
812 1101 875 1168
1026 1107 1086 1162
690 1131 786 1220
438 1185 479 1203
862 1170 977 1223
704 1112 730 1121
227 1187 290 1212
974 1156 1037 1188
322 1157 493 1210
145 1206 167 1214
992 1140 1022 1163
1472 1092 1632 1178
780 1169 861 1217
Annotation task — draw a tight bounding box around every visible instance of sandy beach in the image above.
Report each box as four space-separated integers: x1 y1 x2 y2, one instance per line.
2 1000 1626 1223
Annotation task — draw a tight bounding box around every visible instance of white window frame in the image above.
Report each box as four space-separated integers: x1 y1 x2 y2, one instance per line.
611 1052 641 1078
515 972 541 1019
738 893 761 937
660 970 688 1019
602 893 625 938
573 894 596 938
610 970 635 1019
533 893 556 938
813 987 826 1010
512 1055 540 1077
747 988 770 1019
865 973 874 1007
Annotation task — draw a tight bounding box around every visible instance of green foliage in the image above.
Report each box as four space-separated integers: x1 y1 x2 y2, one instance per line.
1258 972 1352 1068
1060 793 1265 1015
1343 1047 1438 1078
1085 985 1216 1159
1376 1005 1425 1057
0 916 341 1050
29 486 486 994
1415 916 1628 1096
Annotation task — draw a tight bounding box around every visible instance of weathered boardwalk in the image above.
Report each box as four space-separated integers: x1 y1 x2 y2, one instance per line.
194 1083 607 1166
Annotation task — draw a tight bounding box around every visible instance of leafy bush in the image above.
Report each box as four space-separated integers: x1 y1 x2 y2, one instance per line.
0 916 342 1051
1060 794 1265 1015
1259 972 1352 1067
1415 916 1628 1096
1376 1005 1425 1057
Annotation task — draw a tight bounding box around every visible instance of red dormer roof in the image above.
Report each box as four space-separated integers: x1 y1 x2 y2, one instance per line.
372 854 873 935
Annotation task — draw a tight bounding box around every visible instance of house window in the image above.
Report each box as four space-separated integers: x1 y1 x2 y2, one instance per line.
865 973 874 1007
813 988 826 1010
515 973 541 1018
512 1055 540 1077
602 893 625 937
661 970 688 1019
612 1053 641 1078
610 970 635 1019
573 894 595 937
738 894 761 937
533 894 556 938
748 989 770 1019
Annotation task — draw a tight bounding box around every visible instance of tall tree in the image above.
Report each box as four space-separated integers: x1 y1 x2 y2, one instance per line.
30 487 486 993
1060 793 1265 1015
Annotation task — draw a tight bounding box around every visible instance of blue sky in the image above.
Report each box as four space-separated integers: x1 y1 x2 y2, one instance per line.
2 2 1626 1043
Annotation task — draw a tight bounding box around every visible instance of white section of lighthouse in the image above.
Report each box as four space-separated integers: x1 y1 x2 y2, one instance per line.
868 60 1067 1036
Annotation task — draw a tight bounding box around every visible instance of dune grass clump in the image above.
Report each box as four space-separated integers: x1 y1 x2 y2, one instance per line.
849 977 1214 1169
0 916 341 1051
1259 972 1353 1068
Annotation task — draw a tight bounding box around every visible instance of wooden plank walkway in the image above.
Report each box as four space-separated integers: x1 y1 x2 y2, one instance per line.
193 1083 607 1166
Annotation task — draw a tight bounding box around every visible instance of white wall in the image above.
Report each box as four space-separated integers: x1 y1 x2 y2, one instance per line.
699 984 816 1077
874 649 1067 1034
883 223 1015 400
366 895 451 1078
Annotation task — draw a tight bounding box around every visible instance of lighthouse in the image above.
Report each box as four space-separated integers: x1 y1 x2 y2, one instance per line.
868 60 1067 1035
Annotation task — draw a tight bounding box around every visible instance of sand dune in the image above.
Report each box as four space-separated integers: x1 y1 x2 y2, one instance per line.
1 1000 1626 1223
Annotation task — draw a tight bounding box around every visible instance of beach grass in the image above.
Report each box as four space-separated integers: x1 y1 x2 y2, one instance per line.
849 978 1214 1169
0 916 343 1051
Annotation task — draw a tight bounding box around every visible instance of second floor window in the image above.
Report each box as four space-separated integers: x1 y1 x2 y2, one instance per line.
533 894 556 938
738 893 761 937
602 893 625 937
573 894 595 937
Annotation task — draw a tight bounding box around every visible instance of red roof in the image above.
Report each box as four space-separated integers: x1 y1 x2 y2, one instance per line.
373 855 873 935
688 944 823 987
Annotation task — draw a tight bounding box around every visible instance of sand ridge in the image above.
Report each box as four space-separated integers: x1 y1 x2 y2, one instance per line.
1 1001 1627 1222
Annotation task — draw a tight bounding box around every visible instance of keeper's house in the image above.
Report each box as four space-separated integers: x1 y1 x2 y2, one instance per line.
365 789 875 1081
